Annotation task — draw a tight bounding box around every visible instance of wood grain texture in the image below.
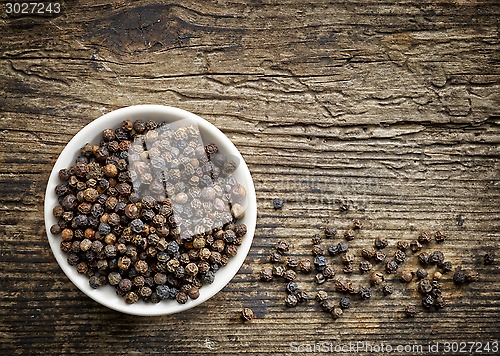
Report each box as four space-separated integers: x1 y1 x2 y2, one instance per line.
1 0 499 354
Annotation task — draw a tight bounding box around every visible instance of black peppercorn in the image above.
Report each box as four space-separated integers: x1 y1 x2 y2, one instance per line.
484 253 495 265
359 287 371 300
374 251 386 263
242 307 255 321
464 269 479 282
272 198 284 210
406 241 420 255
337 242 348 254
359 261 373 273
260 267 273 282
322 265 336 279
382 284 394 296
339 297 351 309
374 237 388 249
331 307 343 319
275 240 289 254
397 240 409 251
419 279 433 294
400 270 414 283
285 294 298 307
418 230 432 244
385 260 398 274
422 295 434 308
430 251 445 265
298 259 312 273
283 269 297 281
404 305 418 317
394 250 406 264
344 229 355 241
418 252 430 266
272 265 285 277
311 245 325 256
361 247 375 260
324 226 337 239
286 281 299 294
314 273 326 284
416 268 428 279
315 291 328 302
370 271 384 286
321 299 336 312
313 256 327 271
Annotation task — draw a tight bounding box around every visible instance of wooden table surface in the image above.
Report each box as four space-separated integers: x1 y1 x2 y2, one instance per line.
1 0 499 354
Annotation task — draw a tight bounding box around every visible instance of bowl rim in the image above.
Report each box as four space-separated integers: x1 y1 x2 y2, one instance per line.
44 104 257 316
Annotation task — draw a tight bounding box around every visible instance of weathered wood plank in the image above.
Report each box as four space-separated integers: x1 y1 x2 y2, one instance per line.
1 0 499 354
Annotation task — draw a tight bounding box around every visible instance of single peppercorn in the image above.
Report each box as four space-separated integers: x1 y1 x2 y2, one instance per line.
314 273 326 284
359 287 372 300
275 240 289 254
331 307 343 319
341 253 354 265
272 198 284 210
400 270 414 283
374 251 386 263
337 242 348 254
382 284 394 296
385 260 398 274
361 247 375 260
322 265 336 279
418 231 432 244
422 295 435 308
344 229 355 241
50 224 62 235
416 268 428 279
394 250 406 264
370 271 385 286
286 281 299 294
410 240 422 252
311 245 325 257
484 253 495 265
359 261 373 273
430 251 445 265
298 259 312 273
434 230 447 243
397 241 409 251
272 265 285 277
374 237 388 249
352 220 362 230
464 269 479 282
315 291 328 302
242 307 255 321
285 294 298 307
434 296 446 309
260 267 273 282
311 234 322 245
339 297 351 309
419 279 433 294
324 226 337 239
404 305 418 317
321 299 336 312
283 269 297 281
418 252 430 266
313 256 327 271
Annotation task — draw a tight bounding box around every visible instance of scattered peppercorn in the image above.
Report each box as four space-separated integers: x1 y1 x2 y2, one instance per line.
242 307 255 321
484 253 495 265
400 270 414 283
370 271 385 286
285 294 298 307
374 237 388 249
344 229 355 241
382 284 394 296
331 307 343 319
272 198 284 210
359 287 372 300
418 231 432 244
324 226 337 239
404 305 418 317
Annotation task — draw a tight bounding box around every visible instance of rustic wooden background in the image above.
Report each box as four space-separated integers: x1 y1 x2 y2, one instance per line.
1 0 499 354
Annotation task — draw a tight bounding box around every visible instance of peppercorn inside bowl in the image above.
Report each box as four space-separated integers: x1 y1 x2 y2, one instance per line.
44 105 257 316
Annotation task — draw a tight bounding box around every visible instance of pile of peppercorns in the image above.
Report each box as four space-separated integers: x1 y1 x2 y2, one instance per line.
254 215 488 320
50 119 248 305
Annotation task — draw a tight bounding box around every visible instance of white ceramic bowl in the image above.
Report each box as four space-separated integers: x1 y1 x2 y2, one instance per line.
44 105 257 316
